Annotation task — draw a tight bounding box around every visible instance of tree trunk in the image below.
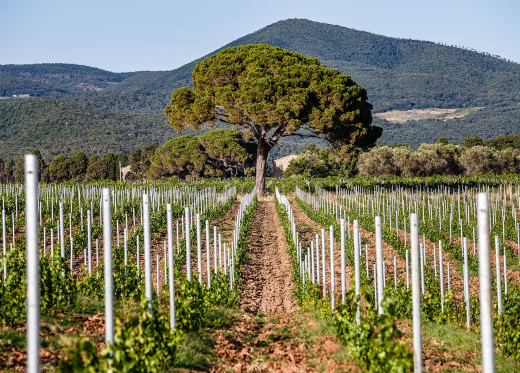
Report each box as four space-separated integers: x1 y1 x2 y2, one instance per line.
255 138 270 198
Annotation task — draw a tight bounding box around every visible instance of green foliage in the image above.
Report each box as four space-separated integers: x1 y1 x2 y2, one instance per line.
0 99 169 161
58 299 180 372
334 289 412 372
48 155 72 182
357 143 520 177
128 143 158 181
39 255 77 310
148 129 255 180
495 288 520 363
174 273 207 332
57 338 101 373
464 136 483 147
204 269 239 307
0 247 26 326
285 144 352 178
165 44 380 193
0 247 76 326
107 300 180 372
166 44 378 149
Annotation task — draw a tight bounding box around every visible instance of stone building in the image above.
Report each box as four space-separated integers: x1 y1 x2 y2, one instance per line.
271 154 298 178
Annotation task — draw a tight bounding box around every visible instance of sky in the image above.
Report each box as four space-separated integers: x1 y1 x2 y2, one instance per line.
1 0 519 72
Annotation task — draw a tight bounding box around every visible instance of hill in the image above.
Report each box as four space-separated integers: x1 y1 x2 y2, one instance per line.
1 18 520 157
0 99 174 160
0 99 314 161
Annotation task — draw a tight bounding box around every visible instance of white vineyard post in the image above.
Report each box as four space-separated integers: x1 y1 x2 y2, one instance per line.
196 213 202 284
50 228 54 256
218 233 223 273
447 262 451 292
87 210 92 275
213 226 217 276
60 202 65 259
410 213 423 372
365 244 369 279
420 243 425 295
167 204 176 329
353 220 361 326
156 254 160 295
164 242 167 285
321 229 326 297
439 241 445 312
503 247 507 295
315 234 320 286
329 225 335 310
143 194 153 312
494 236 502 315
477 193 496 373
463 237 470 328
340 218 346 303
311 241 315 285
136 236 140 271
25 154 40 373
2 208 6 280
185 207 191 282
375 216 384 314
206 220 211 288
394 256 397 289
406 249 409 288
102 188 114 346
124 228 128 266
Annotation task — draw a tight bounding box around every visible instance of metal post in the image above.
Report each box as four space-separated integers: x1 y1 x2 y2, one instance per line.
87 210 92 275
375 216 384 314
321 229 326 296
340 218 346 303
196 214 202 284
329 225 335 310
353 220 361 325
102 188 114 346
25 154 40 373
463 238 470 328
59 202 65 258
410 213 423 372
478 193 496 372
143 194 153 312
2 209 6 281
185 207 191 282
206 220 211 288
494 236 502 315
167 204 176 329
439 241 444 312
406 249 409 288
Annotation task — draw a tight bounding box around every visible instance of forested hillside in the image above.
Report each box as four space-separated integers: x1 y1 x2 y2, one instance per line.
0 99 174 160
1 18 519 158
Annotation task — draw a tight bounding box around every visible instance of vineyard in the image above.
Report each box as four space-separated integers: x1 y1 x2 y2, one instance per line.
1 156 520 371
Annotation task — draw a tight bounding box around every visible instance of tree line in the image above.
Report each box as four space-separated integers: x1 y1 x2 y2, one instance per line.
284 133 520 179
0 129 257 184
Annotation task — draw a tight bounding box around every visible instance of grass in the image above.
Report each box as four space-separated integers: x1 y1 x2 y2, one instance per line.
173 305 240 370
423 321 519 372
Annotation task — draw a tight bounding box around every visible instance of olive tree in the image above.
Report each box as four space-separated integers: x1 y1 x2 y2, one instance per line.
165 44 380 196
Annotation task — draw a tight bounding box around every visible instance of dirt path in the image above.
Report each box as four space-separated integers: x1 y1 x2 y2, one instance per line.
210 312 357 372
239 197 298 314
212 196 357 371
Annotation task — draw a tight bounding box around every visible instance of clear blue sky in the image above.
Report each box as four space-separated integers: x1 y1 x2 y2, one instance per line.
1 0 519 72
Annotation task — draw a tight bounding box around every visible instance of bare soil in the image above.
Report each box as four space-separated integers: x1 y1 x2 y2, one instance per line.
239 197 298 314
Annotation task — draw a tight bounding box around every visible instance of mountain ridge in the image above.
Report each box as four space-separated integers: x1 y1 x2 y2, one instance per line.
1 18 519 159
